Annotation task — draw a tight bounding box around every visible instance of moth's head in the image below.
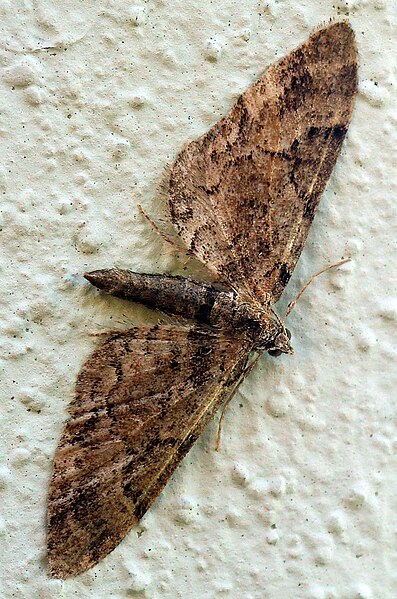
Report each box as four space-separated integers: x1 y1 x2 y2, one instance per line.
255 308 294 356
267 327 294 357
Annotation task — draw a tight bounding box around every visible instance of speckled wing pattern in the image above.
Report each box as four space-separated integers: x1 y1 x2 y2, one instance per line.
168 22 358 304
48 325 250 578
48 22 358 579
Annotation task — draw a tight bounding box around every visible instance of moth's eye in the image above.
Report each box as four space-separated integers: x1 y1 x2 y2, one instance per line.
268 348 282 357
286 328 291 340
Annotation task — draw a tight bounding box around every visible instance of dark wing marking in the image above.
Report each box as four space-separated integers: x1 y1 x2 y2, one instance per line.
168 22 358 304
47 325 251 578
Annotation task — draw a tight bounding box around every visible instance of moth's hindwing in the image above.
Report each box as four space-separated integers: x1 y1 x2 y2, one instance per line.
47 325 250 578
48 20 359 580
168 22 358 304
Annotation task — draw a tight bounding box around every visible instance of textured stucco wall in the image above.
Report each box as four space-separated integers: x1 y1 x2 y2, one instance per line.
1 1 396 597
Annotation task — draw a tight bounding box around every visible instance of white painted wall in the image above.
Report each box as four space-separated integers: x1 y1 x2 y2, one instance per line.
1 1 396 597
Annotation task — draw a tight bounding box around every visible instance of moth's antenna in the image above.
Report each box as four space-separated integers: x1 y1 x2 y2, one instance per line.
283 258 351 321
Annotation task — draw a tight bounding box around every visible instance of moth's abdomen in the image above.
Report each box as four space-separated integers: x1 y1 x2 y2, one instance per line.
85 269 220 324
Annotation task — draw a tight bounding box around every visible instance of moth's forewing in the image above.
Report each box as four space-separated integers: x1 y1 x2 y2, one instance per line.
48 20 359 580
168 22 358 303
47 325 250 578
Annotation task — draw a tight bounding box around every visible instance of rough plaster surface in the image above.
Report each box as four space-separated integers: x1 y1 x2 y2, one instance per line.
1 1 396 597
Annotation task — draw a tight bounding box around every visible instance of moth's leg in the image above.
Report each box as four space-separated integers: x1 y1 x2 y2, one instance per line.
216 353 261 451
284 258 351 320
137 203 190 256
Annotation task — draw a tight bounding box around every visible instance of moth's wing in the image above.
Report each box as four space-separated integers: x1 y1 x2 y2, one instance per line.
47 325 250 579
168 22 358 303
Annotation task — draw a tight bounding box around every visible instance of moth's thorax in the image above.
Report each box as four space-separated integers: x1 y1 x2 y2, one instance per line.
209 291 290 353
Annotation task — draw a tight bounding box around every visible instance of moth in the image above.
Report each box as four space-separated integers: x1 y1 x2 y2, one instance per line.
47 21 358 578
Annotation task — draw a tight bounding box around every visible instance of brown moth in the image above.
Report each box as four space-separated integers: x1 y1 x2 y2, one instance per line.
47 21 358 578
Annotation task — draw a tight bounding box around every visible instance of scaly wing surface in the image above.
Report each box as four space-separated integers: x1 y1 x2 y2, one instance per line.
47 325 250 578
168 22 358 303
